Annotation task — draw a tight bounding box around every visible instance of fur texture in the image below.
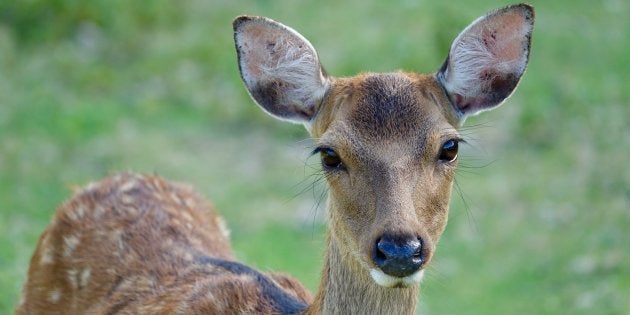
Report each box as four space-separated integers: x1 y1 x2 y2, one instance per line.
17 174 312 315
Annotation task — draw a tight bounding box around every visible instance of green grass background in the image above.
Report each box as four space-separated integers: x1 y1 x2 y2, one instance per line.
1 0 628 314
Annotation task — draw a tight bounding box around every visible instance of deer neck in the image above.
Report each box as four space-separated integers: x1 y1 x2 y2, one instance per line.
305 233 419 315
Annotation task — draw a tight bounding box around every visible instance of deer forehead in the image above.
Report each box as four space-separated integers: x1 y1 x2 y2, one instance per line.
315 72 460 162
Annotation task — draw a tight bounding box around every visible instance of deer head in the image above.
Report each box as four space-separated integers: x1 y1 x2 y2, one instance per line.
234 4 534 290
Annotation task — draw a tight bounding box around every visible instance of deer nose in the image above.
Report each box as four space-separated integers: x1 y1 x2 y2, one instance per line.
373 234 424 278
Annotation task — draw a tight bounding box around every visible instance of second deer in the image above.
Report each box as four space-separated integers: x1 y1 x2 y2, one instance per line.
18 4 534 314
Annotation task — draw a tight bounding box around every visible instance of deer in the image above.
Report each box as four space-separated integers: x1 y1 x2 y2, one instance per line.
17 4 534 314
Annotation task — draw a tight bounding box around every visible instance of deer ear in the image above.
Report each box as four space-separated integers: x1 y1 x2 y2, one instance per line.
437 4 534 119
233 16 330 124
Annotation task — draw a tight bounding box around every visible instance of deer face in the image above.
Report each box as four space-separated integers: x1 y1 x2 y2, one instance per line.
309 72 461 286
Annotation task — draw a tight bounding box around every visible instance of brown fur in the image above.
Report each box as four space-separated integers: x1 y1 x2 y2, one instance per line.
17 174 311 314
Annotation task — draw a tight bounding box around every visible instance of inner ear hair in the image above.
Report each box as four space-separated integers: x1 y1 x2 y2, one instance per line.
437 4 534 118
233 16 329 123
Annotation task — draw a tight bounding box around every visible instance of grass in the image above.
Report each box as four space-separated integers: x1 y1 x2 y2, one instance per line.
1 0 628 314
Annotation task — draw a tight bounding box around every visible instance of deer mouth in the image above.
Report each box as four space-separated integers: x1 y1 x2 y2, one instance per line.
369 268 425 288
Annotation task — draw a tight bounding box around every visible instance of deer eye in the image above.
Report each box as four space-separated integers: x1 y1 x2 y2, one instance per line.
319 148 343 169
438 139 459 162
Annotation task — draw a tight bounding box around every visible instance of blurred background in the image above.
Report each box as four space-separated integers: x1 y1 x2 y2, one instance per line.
0 0 627 313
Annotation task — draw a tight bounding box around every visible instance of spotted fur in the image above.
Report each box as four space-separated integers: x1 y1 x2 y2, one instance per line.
17 174 311 314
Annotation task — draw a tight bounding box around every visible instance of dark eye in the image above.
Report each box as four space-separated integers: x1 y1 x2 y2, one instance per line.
319 148 343 169
439 139 459 162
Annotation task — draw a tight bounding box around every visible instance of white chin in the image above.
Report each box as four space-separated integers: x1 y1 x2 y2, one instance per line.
369 268 425 287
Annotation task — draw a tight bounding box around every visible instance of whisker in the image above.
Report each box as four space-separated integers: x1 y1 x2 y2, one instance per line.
453 176 479 234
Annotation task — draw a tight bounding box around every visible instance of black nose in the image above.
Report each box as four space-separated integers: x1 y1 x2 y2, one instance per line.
373 234 423 277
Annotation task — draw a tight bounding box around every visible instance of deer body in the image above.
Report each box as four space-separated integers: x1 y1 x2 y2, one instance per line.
18 4 534 314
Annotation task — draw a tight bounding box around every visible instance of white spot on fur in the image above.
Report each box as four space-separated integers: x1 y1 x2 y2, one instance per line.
119 179 138 193
216 216 231 238
120 275 155 292
152 191 165 202
110 229 125 252
40 245 55 265
162 238 174 248
66 206 85 221
38 233 55 265
170 192 184 205
80 268 91 287
184 198 196 208
125 206 139 216
181 211 193 222
121 195 134 204
82 181 99 192
93 205 105 219
48 288 62 303
370 268 425 287
205 290 225 312
66 211 77 221
63 235 80 257
67 269 78 289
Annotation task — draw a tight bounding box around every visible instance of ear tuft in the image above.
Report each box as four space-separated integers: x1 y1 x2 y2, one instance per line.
437 4 534 118
233 16 329 123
